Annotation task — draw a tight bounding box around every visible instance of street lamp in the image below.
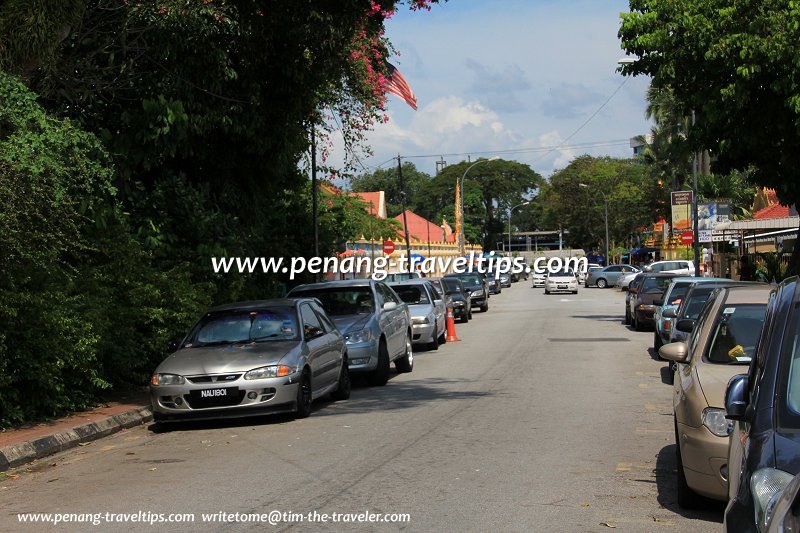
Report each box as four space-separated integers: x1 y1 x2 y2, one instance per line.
508 201 530 254
458 156 499 255
580 183 610 266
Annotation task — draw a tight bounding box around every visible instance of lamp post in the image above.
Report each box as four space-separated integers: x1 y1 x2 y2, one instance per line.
458 156 499 255
580 183 610 266
508 201 530 254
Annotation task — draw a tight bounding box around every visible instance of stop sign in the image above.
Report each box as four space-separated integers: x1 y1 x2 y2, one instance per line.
383 240 395 255
680 231 694 245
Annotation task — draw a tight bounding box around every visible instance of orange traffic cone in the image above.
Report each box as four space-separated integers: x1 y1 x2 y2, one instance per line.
445 307 461 342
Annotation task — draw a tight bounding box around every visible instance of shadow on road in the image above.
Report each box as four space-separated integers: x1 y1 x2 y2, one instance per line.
655 444 725 523
148 375 493 432
569 314 624 323
660 365 675 385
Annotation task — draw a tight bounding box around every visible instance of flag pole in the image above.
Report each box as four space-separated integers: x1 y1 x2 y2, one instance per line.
398 155 412 272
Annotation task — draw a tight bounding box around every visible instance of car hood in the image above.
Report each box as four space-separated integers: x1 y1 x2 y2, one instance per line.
696 362 750 408
331 314 371 334
156 341 300 375
448 293 467 302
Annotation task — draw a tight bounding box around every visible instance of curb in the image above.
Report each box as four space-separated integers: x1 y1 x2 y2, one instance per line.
0 406 153 472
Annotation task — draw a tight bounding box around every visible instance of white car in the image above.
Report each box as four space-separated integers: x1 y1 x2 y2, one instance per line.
531 271 547 288
643 259 695 276
545 268 579 294
616 271 640 290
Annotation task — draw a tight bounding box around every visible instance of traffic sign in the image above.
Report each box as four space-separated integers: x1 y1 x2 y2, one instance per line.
383 240 395 255
680 231 694 245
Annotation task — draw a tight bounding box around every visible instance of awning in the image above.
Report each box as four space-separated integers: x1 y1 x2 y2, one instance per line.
714 216 799 232
630 247 659 254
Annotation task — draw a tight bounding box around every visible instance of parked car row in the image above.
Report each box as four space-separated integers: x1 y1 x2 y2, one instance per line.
619 269 800 532
149 270 511 426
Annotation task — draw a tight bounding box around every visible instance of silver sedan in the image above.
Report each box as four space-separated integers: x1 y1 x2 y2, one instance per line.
150 298 349 424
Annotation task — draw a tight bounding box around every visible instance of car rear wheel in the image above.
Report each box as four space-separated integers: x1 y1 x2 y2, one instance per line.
395 333 414 373
675 420 711 509
367 340 390 386
331 355 351 401
596 278 608 288
294 371 312 419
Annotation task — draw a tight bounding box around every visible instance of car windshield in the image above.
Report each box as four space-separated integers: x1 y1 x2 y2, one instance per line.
392 285 430 305
453 275 482 288
389 273 419 281
666 283 691 305
190 307 299 346
549 269 574 277
704 304 766 364
785 324 800 416
291 287 374 316
641 277 672 294
442 278 463 293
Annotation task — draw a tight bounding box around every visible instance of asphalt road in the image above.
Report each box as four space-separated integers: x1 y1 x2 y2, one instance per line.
2 283 725 532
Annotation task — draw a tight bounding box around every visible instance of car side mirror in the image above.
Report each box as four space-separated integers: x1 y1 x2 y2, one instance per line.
725 374 750 421
167 335 184 353
304 325 324 340
382 302 398 312
659 342 689 362
663 308 677 319
653 298 664 306
676 319 695 333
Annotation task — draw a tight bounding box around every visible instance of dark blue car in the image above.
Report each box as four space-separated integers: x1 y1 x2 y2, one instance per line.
724 277 800 532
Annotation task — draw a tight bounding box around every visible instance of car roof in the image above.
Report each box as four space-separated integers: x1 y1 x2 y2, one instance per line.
290 279 375 291
721 284 773 304
387 280 430 287
639 272 679 278
208 298 300 312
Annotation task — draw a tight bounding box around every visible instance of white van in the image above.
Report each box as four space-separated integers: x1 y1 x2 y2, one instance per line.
643 260 695 276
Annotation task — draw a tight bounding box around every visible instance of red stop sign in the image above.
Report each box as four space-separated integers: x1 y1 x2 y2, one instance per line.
680 231 694 245
383 240 395 255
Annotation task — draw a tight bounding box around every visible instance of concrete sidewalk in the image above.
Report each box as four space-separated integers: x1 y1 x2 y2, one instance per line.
0 390 152 472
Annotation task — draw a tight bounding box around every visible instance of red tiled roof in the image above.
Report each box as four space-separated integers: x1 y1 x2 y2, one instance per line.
351 191 384 218
394 210 456 243
754 203 790 220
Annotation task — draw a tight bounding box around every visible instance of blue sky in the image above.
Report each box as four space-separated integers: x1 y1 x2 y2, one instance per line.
334 0 652 179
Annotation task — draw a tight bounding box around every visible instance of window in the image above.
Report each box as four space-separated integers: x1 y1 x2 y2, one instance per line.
392 285 430 305
379 283 400 304
667 282 691 305
311 303 335 333
300 304 324 338
190 307 299 345
704 304 767 364
291 286 375 316
606 266 622 272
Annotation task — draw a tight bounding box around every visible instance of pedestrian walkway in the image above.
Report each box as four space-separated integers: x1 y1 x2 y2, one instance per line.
0 390 151 471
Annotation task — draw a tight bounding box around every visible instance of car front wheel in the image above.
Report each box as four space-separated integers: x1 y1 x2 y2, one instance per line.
596 278 607 288
294 371 312 419
368 340 390 386
331 355 351 401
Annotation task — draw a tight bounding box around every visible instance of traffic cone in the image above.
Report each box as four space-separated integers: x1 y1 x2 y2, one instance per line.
445 307 461 342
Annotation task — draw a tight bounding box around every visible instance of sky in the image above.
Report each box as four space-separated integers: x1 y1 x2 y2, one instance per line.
330 0 652 181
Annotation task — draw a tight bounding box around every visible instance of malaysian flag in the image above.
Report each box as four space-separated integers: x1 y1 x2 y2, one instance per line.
384 63 417 110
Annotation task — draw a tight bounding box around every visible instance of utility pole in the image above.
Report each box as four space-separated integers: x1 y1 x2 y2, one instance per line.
398 156 412 271
692 110 701 277
311 124 319 259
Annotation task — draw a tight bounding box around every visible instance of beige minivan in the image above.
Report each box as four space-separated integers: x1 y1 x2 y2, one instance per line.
659 285 770 508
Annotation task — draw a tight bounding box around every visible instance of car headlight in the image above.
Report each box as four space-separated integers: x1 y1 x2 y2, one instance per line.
244 365 295 380
751 467 794 532
453 300 465 307
151 373 185 386
702 408 733 437
345 328 373 344
412 316 430 325
471 291 482 297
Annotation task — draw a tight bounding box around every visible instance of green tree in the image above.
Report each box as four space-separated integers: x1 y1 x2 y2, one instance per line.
349 162 432 218
539 156 666 254
619 0 800 274
425 159 543 249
